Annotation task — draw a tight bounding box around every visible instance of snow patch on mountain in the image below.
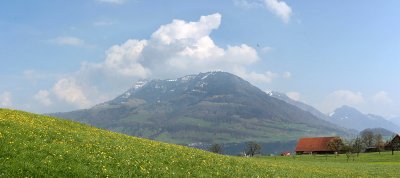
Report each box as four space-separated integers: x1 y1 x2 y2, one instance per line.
122 92 131 99
134 81 147 89
180 75 196 82
265 91 273 97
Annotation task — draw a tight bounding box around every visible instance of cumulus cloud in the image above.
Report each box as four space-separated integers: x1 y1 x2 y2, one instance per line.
104 39 150 77
88 13 265 81
0 92 12 108
286 92 300 101
233 67 277 84
371 91 393 104
264 0 292 23
233 0 262 9
52 78 91 108
261 46 273 53
329 90 364 105
43 13 284 110
50 36 86 46
314 90 398 116
34 90 52 106
233 0 293 23
152 13 221 45
320 90 365 113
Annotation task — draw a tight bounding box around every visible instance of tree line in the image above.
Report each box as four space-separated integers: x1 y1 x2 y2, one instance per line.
209 141 262 156
328 131 400 157
208 131 400 156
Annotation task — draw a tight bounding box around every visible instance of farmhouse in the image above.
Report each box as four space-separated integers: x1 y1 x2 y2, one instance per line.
295 137 339 154
385 134 400 150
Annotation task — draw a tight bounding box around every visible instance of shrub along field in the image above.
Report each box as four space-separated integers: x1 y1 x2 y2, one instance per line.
0 108 399 177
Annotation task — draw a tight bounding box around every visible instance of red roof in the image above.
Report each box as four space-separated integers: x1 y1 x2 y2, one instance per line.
295 137 338 152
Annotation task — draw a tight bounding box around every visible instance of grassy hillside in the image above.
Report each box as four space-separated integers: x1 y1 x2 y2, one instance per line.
1 108 399 177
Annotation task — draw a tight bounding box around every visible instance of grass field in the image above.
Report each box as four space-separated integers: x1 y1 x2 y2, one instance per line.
1 108 399 177
259 152 400 177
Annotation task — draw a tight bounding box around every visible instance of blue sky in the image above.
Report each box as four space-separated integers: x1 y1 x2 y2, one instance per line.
1 0 399 119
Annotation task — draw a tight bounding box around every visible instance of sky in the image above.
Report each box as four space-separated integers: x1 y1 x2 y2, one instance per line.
1 0 400 120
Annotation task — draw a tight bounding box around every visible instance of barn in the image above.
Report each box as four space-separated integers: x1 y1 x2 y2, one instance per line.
385 134 400 150
295 137 339 154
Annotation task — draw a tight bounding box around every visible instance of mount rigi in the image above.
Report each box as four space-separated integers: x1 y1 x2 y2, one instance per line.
52 72 352 147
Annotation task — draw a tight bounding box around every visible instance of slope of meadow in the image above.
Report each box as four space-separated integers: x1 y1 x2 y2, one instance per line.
0 108 399 177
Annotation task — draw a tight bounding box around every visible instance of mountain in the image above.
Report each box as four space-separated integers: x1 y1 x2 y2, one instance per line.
360 128 396 139
267 91 330 121
329 105 400 133
52 72 352 151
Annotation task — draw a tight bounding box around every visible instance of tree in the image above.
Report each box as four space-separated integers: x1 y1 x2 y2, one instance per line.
351 137 364 157
345 151 353 162
209 143 223 154
245 141 261 157
327 137 344 156
341 139 356 162
374 134 384 154
361 130 375 147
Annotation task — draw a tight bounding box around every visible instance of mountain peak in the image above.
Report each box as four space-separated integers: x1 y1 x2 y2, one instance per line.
329 105 400 132
109 71 257 105
336 105 359 112
331 105 365 120
134 71 235 88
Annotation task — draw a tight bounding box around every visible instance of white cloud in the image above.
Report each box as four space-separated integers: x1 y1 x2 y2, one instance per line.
34 90 52 106
312 90 398 117
50 36 86 46
96 0 125 4
261 46 273 53
329 90 365 105
152 13 221 45
264 0 292 23
233 0 293 23
286 92 300 101
233 0 262 9
52 78 91 108
94 13 266 81
320 90 365 113
226 44 259 65
233 67 277 84
103 39 150 78
0 92 12 108
371 91 393 104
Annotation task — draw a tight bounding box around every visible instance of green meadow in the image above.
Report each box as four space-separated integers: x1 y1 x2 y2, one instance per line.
1 108 399 177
